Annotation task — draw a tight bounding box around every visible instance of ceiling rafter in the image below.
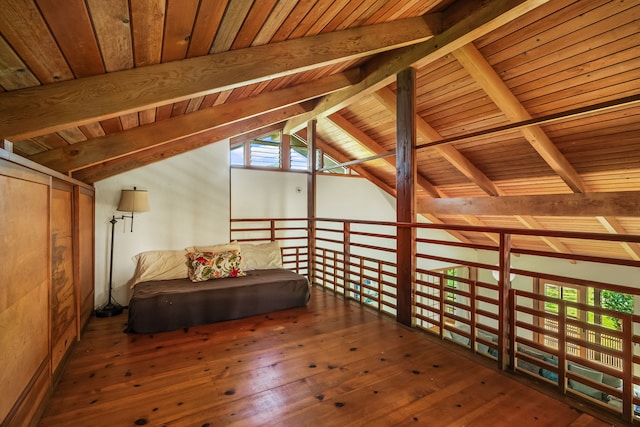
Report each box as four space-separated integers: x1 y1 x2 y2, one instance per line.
294 128 396 198
284 0 552 133
373 87 502 197
326 113 442 198
452 43 586 194
373 86 571 255
0 14 440 140
452 42 640 260
326 113 484 245
72 104 309 183
596 217 640 261
32 71 358 173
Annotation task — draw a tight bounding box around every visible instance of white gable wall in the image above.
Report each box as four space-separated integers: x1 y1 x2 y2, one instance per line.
94 141 230 307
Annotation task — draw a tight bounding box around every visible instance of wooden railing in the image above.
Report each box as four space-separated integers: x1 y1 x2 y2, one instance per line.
232 217 640 423
230 218 309 275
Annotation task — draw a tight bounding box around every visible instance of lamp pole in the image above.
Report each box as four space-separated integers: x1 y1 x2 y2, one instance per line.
95 216 124 317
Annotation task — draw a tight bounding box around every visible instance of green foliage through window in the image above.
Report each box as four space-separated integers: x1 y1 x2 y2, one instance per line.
544 283 633 331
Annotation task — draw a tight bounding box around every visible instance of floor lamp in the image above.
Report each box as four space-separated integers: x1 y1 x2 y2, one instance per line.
95 187 150 318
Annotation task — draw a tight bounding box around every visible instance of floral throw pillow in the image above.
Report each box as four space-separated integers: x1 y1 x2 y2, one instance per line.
187 250 245 282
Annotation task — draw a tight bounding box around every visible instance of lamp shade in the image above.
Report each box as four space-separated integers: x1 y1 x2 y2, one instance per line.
117 188 150 213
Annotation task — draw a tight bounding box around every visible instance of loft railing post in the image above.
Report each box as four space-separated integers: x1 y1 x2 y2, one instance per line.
309 218 315 285
509 289 517 370
344 221 351 298
439 274 446 337
558 300 567 394
498 232 512 370
270 219 276 241
622 314 634 421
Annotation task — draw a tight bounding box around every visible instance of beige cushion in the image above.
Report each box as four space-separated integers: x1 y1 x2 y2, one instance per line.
185 241 240 254
130 250 188 288
239 241 282 270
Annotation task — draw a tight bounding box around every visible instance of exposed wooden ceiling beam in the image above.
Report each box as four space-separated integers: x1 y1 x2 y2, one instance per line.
32 71 356 173
328 112 486 245
419 212 474 245
418 192 640 217
284 0 551 133
452 43 587 194
596 216 640 261
372 87 536 250
459 215 500 245
326 113 442 198
514 215 576 263
0 15 440 140
72 105 308 183
294 129 395 196
453 42 640 258
373 87 503 197
229 123 284 146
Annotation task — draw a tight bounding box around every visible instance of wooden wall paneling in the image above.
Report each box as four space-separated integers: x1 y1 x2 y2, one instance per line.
50 179 76 379
75 186 95 335
0 159 51 425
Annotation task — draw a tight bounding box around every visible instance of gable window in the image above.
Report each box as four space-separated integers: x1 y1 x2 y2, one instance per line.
231 130 351 175
289 135 308 170
250 133 281 168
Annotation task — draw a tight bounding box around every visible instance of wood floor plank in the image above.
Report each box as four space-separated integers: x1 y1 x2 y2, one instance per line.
39 287 616 427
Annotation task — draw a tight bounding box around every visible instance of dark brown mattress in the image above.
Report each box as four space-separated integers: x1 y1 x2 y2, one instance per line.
127 268 310 333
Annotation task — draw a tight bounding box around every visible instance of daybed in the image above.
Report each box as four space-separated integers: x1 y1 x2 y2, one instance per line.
125 241 311 334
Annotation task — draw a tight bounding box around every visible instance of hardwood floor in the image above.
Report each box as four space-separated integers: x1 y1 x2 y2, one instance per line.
39 287 618 427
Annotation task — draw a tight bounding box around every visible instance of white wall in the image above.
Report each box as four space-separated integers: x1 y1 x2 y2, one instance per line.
231 168 308 218
316 174 396 220
94 141 230 307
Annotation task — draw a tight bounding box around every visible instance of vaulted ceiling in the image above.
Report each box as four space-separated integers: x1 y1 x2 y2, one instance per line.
1 0 639 261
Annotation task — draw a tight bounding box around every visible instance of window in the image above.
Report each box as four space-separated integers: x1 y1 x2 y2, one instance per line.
230 144 244 166
289 136 308 170
539 280 632 368
440 266 469 316
231 130 351 174
250 133 281 168
322 155 348 174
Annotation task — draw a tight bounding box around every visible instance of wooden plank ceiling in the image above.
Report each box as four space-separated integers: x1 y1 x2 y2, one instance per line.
0 0 639 261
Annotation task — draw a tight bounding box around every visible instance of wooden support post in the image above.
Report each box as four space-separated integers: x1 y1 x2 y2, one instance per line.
498 232 512 370
307 121 317 284
396 67 416 327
